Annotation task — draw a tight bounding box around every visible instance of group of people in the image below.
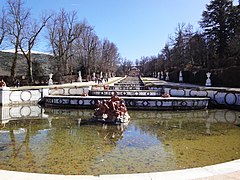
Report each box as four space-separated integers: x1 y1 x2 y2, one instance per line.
94 91 128 121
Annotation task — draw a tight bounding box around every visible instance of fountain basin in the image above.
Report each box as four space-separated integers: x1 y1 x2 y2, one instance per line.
43 95 209 110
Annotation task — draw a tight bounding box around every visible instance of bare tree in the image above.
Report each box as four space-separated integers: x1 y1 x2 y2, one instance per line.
100 39 119 75
5 0 30 82
47 9 81 81
19 13 51 84
74 23 99 78
0 7 7 46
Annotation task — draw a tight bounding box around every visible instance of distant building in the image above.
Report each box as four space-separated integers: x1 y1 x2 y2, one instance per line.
128 66 141 76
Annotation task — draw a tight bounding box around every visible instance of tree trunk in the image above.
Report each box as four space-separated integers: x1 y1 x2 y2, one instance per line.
27 57 33 85
10 49 18 84
27 46 33 85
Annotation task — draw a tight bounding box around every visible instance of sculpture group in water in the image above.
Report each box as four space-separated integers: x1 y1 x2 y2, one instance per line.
94 91 130 123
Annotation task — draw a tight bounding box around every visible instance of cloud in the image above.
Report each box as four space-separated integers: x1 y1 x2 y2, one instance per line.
71 3 81 6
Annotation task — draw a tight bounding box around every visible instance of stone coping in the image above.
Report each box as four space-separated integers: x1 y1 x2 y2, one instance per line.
0 159 240 179
142 78 240 93
4 77 125 91
46 95 210 101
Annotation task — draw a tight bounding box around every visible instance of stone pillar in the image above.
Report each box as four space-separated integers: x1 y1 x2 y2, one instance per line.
0 87 10 105
205 72 212 86
48 73 53 85
157 72 160 79
41 88 49 98
38 88 49 105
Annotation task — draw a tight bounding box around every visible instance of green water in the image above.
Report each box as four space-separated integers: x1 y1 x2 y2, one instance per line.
0 108 240 175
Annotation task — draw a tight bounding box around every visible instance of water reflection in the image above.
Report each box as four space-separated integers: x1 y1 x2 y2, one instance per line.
129 109 240 135
0 105 240 175
0 105 48 126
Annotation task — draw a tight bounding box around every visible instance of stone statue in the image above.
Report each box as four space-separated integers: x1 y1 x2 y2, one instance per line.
48 73 53 85
179 71 183 82
161 71 164 80
92 72 96 81
205 72 212 86
78 71 82 82
165 72 169 81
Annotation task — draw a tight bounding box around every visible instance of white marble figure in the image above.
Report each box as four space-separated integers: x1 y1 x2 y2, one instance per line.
100 71 103 79
205 72 212 86
77 71 82 82
92 72 96 81
157 72 160 79
165 72 169 81
153 72 156 78
48 73 53 85
179 71 183 82
161 71 164 80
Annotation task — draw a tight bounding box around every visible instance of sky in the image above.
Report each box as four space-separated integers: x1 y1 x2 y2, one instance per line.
1 0 238 61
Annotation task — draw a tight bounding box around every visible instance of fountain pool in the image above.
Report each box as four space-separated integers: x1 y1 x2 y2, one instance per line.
0 108 240 175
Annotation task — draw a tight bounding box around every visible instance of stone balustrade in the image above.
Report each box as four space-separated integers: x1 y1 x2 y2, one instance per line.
0 87 49 105
1 77 240 110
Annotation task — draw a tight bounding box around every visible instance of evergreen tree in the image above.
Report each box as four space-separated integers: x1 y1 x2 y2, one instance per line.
200 0 234 67
228 3 240 65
